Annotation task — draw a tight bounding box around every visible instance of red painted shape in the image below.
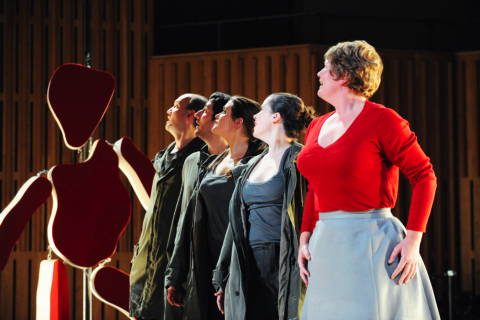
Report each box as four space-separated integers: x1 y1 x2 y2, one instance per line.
118 136 154 197
114 136 155 210
47 63 115 150
48 139 131 268
50 260 70 320
0 176 52 270
91 266 130 316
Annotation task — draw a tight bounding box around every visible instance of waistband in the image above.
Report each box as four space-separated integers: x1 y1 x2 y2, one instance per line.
319 208 393 220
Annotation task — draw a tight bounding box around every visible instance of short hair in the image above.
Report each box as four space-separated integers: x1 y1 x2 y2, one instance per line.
185 94 208 112
229 96 261 141
267 93 315 139
324 40 383 98
208 92 231 119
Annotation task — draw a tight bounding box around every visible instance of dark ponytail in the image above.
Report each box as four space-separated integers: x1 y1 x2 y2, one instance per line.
268 93 315 139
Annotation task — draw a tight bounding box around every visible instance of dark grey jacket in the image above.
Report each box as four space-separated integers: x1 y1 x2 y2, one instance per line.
165 141 264 320
212 143 306 320
130 138 204 319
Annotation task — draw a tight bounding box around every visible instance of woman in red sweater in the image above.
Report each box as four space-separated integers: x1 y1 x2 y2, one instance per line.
296 40 440 319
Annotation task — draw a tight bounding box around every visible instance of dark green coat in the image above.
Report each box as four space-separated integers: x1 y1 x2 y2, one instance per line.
163 146 217 319
130 138 204 319
212 143 306 320
165 142 264 320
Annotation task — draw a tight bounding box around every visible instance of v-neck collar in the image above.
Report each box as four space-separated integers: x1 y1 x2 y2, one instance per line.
316 101 369 149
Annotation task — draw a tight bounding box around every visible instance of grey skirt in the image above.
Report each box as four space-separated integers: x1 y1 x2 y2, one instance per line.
301 209 440 320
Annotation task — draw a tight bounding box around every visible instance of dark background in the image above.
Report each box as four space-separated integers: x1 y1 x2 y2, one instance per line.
154 0 480 54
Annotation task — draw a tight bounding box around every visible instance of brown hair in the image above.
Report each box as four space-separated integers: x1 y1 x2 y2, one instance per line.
207 96 262 174
229 96 261 140
324 40 383 98
267 93 315 139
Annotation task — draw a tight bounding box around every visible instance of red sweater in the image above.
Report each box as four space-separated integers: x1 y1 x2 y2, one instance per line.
297 101 436 233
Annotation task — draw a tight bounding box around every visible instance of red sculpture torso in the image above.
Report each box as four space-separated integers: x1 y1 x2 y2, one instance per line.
47 139 131 268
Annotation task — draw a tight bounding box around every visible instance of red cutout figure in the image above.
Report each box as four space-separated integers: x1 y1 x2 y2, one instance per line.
0 63 153 316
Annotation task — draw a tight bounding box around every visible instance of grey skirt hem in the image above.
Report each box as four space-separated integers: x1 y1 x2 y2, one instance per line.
301 208 440 320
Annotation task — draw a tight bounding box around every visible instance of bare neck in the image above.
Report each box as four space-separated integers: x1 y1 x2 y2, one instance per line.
202 133 228 155
329 92 367 124
171 128 196 152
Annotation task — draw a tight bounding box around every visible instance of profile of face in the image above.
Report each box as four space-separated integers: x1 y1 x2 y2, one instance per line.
165 95 194 134
316 60 345 100
194 100 215 138
253 96 276 140
212 101 242 138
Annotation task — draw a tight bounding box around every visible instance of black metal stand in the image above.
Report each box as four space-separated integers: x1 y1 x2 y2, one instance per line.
79 138 93 320
82 0 93 317
445 269 456 320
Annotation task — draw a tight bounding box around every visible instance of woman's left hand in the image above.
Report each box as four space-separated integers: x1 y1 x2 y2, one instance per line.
388 230 423 285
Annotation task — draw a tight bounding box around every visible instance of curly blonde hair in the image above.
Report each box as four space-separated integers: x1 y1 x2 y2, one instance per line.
324 40 383 98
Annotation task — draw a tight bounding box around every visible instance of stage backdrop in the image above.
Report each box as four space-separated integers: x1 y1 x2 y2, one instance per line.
1 2 479 318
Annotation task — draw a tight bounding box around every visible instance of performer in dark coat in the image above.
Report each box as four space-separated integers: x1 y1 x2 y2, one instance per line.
213 93 313 320
129 93 207 320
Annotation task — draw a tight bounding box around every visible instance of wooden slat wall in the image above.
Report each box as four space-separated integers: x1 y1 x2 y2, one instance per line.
0 0 153 319
149 45 463 316
148 45 324 152
457 52 480 296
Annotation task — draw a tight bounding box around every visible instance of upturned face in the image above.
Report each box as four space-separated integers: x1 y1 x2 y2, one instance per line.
253 96 276 140
317 60 344 101
212 101 238 138
165 94 193 134
194 100 216 138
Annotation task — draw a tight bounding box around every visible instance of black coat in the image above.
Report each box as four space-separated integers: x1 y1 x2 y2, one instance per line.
165 141 264 320
212 143 307 320
130 138 204 319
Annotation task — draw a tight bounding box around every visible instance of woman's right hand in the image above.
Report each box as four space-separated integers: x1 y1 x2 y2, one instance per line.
214 289 224 314
298 231 312 286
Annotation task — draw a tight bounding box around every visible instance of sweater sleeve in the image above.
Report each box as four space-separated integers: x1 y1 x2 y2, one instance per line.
300 186 317 233
378 108 437 232
299 118 320 233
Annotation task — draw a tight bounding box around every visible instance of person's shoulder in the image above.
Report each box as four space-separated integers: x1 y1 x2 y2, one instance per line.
232 151 266 180
185 150 201 163
311 111 333 125
182 151 202 171
366 101 410 137
367 100 404 121
152 142 175 161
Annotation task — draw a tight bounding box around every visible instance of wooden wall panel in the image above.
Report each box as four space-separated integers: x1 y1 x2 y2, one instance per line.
0 0 153 319
457 52 480 297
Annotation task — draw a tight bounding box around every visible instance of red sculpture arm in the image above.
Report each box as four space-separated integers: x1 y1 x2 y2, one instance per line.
0 175 52 270
47 139 131 268
113 136 155 211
